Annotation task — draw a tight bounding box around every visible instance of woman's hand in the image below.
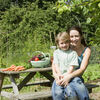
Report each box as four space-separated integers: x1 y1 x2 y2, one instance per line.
60 73 72 87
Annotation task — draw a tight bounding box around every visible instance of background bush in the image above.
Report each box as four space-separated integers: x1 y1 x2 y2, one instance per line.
0 0 100 68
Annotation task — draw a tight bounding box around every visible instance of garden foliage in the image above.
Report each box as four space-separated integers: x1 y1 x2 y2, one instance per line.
0 0 100 68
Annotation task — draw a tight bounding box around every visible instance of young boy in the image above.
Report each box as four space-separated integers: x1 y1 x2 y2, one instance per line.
52 32 79 86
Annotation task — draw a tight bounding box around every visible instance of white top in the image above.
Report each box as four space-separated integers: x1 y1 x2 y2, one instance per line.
53 49 79 74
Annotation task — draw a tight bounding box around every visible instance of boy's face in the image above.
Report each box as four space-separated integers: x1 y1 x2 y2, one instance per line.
58 39 70 51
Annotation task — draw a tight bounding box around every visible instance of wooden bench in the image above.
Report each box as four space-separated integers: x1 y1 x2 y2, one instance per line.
16 84 100 100
0 67 99 100
1 81 99 100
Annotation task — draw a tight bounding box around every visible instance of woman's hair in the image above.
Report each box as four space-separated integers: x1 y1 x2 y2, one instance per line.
67 26 87 46
55 32 70 45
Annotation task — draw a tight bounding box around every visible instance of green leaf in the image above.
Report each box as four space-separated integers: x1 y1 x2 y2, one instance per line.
58 8 64 14
86 17 91 24
98 3 100 8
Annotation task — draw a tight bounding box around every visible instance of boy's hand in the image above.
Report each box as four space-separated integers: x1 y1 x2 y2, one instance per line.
56 79 62 85
60 73 72 87
55 74 64 85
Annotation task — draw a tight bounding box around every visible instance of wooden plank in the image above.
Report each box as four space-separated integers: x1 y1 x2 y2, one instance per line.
40 72 54 83
10 75 19 95
85 83 99 93
3 82 98 91
2 80 51 89
18 90 52 100
0 74 5 93
0 67 52 75
85 83 99 89
18 72 36 91
18 84 99 100
1 91 17 100
1 91 13 98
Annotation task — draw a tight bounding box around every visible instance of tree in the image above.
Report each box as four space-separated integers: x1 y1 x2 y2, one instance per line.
54 0 100 45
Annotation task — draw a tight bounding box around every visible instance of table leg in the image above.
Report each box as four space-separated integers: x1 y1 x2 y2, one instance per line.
10 75 19 96
40 72 54 83
0 73 4 93
18 72 36 91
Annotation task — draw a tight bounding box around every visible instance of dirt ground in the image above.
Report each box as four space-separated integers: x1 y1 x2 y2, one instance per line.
89 80 100 100
90 92 100 100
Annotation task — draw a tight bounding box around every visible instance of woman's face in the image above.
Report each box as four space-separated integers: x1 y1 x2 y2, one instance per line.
69 30 81 47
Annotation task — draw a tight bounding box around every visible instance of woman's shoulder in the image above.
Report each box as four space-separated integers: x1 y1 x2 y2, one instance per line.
85 47 91 53
83 47 91 56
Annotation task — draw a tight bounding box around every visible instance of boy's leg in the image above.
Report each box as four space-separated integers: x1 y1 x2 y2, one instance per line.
52 80 65 100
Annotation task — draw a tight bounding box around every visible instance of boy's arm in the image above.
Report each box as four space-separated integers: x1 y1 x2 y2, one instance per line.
52 63 61 79
52 63 63 85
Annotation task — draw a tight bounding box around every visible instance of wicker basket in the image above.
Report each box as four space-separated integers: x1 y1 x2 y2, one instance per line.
30 51 50 68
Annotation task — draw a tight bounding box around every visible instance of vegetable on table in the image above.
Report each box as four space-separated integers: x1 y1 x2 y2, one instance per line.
0 65 25 71
28 54 44 62
34 57 39 61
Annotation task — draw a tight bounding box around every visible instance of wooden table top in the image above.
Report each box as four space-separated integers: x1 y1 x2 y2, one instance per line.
0 67 52 75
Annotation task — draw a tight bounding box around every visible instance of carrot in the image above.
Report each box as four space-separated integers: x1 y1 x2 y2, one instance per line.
1 68 11 71
17 68 25 71
10 65 16 68
2 68 12 71
17 67 25 71
14 66 25 71
1 65 25 72
14 66 20 71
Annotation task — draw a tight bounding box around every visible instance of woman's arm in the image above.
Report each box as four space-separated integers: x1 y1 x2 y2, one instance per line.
52 63 62 80
60 65 75 86
70 47 91 78
63 66 74 77
67 66 74 74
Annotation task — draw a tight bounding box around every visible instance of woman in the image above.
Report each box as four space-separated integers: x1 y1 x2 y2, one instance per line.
52 26 91 100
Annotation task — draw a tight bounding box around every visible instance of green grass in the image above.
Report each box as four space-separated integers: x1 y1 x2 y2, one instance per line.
83 64 100 82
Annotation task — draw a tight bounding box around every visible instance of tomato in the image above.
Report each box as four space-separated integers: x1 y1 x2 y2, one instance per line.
34 57 39 61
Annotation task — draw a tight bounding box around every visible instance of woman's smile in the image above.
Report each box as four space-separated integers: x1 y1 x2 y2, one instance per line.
69 30 81 47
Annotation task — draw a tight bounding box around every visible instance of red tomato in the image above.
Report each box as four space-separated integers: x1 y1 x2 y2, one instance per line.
34 57 39 61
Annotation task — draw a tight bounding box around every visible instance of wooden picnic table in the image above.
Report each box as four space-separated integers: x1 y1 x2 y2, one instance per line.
0 66 99 100
0 67 54 100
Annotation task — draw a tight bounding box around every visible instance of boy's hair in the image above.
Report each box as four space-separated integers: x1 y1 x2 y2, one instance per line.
55 32 70 45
